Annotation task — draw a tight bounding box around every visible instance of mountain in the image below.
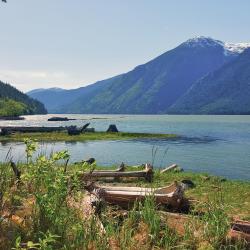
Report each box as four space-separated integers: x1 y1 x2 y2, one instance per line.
0 81 47 116
168 48 250 114
27 86 94 113
28 36 250 114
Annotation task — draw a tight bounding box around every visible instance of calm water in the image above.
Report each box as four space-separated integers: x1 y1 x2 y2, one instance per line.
0 114 250 180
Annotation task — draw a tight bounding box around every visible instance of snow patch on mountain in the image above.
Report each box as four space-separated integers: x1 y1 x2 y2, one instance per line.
182 36 223 48
182 36 250 56
224 43 250 54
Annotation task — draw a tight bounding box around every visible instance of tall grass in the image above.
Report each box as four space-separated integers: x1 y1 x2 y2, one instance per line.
0 140 249 249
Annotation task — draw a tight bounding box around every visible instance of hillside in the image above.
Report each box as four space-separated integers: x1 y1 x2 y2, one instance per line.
0 81 47 116
169 48 250 114
28 37 250 114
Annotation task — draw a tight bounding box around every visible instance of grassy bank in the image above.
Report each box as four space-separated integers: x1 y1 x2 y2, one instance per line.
0 142 249 249
0 131 178 142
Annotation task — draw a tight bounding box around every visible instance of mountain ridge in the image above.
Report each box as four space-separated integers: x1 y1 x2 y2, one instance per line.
28 37 250 114
0 81 47 115
168 48 250 114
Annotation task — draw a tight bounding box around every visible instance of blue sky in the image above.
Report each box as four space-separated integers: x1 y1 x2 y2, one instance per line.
1 0 250 92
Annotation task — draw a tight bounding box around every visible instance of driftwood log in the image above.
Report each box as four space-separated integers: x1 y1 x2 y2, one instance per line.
0 123 93 135
0 126 66 134
0 116 24 121
81 163 153 182
160 164 178 174
67 123 90 135
228 220 250 244
85 181 186 210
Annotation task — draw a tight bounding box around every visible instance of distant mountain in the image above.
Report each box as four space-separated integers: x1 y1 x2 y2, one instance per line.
27 87 65 95
0 81 47 115
168 48 250 114
27 86 91 112
28 36 250 114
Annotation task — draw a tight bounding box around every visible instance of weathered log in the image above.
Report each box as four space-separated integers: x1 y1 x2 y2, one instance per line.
86 182 185 210
67 126 80 135
80 123 90 133
0 116 24 120
228 220 250 244
67 123 90 135
0 126 66 134
160 164 178 174
81 163 153 182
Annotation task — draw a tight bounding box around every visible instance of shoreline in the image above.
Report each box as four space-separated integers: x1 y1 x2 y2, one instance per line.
0 131 178 142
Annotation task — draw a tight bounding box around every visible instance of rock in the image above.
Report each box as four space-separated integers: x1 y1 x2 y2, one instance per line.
48 117 72 121
84 158 96 164
180 179 195 190
106 124 119 132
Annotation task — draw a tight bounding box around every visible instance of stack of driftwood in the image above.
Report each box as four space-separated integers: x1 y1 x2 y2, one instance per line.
80 161 250 244
7 160 250 244
80 162 189 212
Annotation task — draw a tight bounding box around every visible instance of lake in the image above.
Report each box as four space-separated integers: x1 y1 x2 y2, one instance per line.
0 114 250 180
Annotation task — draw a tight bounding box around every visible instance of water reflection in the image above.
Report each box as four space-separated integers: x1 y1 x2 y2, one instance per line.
131 135 220 146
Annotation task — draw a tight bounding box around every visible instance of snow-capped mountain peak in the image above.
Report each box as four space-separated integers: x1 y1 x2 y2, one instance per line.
182 36 223 48
182 36 250 55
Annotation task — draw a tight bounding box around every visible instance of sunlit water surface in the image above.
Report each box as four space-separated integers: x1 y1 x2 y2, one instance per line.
0 114 250 180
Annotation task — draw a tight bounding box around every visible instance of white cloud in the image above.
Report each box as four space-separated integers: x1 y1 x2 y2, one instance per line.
0 70 67 80
0 70 72 92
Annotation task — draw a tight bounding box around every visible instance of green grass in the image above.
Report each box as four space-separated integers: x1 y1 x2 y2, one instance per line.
0 131 178 142
0 141 249 249
91 165 250 219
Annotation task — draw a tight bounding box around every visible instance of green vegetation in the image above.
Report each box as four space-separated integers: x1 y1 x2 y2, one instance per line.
30 37 246 115
0 140 249 249
0 131 178 142
0 80 47 116
169 48 250 114
0 99 28 117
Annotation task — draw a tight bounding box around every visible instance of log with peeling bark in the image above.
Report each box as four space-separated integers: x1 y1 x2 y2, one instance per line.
228 220 250 244
81 163 153 182
85 181 186 210
160 164 178 174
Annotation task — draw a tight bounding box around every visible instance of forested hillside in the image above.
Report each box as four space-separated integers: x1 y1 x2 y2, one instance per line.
0 81 47 116
168 48 250 114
